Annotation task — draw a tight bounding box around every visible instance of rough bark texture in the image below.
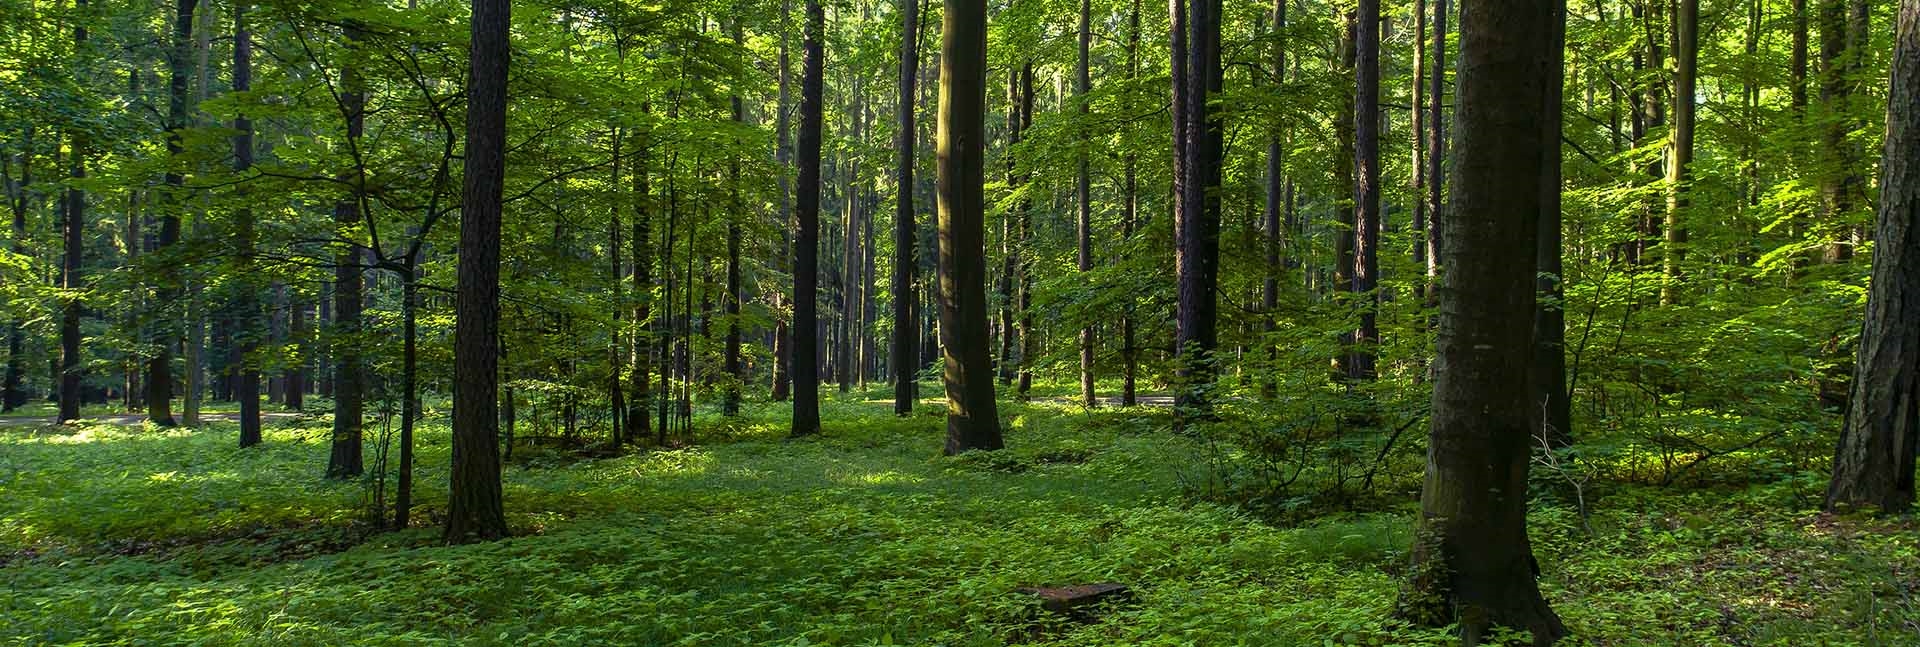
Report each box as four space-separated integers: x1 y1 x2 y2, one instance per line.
937 0 1004 454
446 0 511 544
1171 0 1223 427
233 1 262 448
149 0 199 428
892 0 921 416
326 23 366 478
1662 0 1696 304
791 0 825 438
772 0 793 403
1401 0 1567 641
1424 0 1447 290
1351 0 1381 382
628 103 652 442
1826 0 1920 514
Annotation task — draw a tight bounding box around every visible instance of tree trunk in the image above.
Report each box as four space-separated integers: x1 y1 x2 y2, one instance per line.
2 135 27 412
1819 0 1866 263
938 0 1004 454
326 23 366 479
395 270 418 528
233 1 262 447
1015 64 1034 402
772 0 794 403
1424 0 1447 293
285 288 305 410
892 0 921 416
149 0 199 428
1075 0 1095 408
1662 0 1696 304
1121 0 1141 408
1826 0 1920 514
1401 0 1567 641
791 0 825 437
60 129 84 422
1332 13 1357 378
628 102 653 442
1794 0 1810 115
724 83 745 416
1172 0 1223 427
1351 0 1381 382
1535 0 1571 449
446 0 511 544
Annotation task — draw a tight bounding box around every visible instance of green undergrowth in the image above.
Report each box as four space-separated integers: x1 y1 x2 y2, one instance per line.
1 392 1915 645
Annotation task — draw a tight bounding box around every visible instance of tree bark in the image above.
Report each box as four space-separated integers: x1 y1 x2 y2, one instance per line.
326 22 366 478
724 85 745 416
1535 0 1571 449
628 102 652 442
791 0 825 437
938 0 1004 454
1826 0 1920 514
772 0 794 403
1424 0 1447 293
1171 0 1223 427
1076 0 1096 408
1662 0 1696 304
2 133 27 412
893 0 921 415
446 0 511 544
233 1 262 447
1351 0 1381 382
1121 0 1141 407
149 0 199 428
1401 0 1567 641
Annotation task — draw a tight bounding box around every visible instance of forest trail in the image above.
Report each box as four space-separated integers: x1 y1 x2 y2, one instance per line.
0 412 304 428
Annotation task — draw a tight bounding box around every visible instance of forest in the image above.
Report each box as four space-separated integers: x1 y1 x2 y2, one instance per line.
2 0 1919 642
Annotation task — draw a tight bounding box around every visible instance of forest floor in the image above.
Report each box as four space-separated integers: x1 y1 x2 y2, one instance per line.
2 390 1917 646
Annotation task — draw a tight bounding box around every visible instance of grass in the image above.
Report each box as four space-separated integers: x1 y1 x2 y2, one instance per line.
1 388 1916 646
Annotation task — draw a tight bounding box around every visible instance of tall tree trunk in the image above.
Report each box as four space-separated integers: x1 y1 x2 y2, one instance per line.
772 0 794 403
1536 0 1571 448
1171 0 1223 427
233 1 262 447
446 0 511 544
1014 64 1034 401
1121 0 1141 407
149 0 199 428
938 0 1004 454
326 23 366 478
1424 0 1447 292
892 0 921 415
1819 0 1866 263
1826 0 1920 514
997 69 1020 387
1794 0 1811 115
1400 0 1567 640
791 0 826 437
1662 0 1696 304
1075 0 1095 408
285 289 305 410
2 134 27 412
1351 0 1381 382
60 115 84 422
724 84 745 416
1332 13 1357 377
628 103 653 442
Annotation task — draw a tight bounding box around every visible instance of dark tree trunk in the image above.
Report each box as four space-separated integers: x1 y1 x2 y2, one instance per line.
1350 0 1381 382
772 0 794 403
892 0 921 416
149 0 199 428
1826 0 1920 514
1075 0 1095 408
1818 0 1867 263
938 0 1004 454
1014 64 1034 402
1424 0 1447 291
285 290 305 410
395 270 418 528
724 85 745 417
326 23 366 479
1121 0 1140 407
446 0 511 544
1794 0 1810 115
1401 0 1567 641
791 0 825 437
1260 0 1287 402
1171 0 1223 427
233 1 262 447
1331 13 1357 377
1535 0 1571 449
60 129 83 423
3 132 28 412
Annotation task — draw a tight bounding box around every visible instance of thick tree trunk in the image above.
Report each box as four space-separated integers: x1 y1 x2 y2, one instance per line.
1351 0 1381 382
1826 0 1920 514
149 0 199 428
628 103 652 442
446 0 511 544
1401 0 1567 641
233 1 262 447
791 0 825 437
1171 0 1223 427
1332 14 1357 377
892 0 921 416
326 23 366 478
938 0 1004 454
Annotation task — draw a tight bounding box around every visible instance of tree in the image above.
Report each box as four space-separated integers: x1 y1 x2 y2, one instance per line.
1170 0 1222 427
1825 0 1920 514
891 0 921 416
937 0 1003 455
149 0 200 428
446 0 511 544
233 0 262 448
1075 0 1095 408
1400 0 1567 640
57 2 87 424
1535 0 1571 449
326 22 367 478
1349 0 1380 382
790 0 825 438
1662 0 1696 304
